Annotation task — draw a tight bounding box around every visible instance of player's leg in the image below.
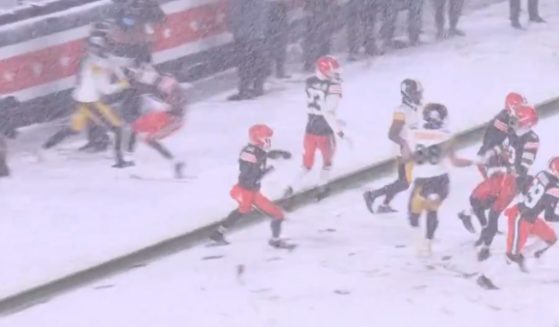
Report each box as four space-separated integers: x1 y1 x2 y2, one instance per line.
43 104 89 149
284 133 318 198
210 185 255 244
253 192 294 248
480 174 517 250
459 175 497 235
408 180 426 254
505 209 531 271
316 134 336 200
424 175 449 240
529 217 557 258
366 159 412 213
92 102 131 168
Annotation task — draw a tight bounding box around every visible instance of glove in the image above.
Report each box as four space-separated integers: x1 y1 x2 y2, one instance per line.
268 150 292 160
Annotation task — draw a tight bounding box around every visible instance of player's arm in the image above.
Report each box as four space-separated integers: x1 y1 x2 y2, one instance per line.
447 143 473 167
543 194 559 222
388 109 411 157
267 150 292 160
322 84 344 138
478 113 509 156
99 69 129 95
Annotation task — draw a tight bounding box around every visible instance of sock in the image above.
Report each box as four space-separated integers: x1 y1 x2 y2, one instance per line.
271 219 282 238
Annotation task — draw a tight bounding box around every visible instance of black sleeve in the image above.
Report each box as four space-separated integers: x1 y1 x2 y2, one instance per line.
478 119 508 156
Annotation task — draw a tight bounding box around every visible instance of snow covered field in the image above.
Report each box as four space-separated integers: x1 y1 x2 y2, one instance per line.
2 0 559 300
3 117 559 325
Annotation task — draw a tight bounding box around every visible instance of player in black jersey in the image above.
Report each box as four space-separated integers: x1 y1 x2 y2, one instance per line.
210 124 294 249
505 157 559 268
284 56 344 201
473 104 539 261
458 92 528 232
478 157 559 289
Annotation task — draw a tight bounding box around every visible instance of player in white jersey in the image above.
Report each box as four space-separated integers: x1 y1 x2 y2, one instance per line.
284 56 345 202
42 35 132 168
364 79 423 213
407 103 472 255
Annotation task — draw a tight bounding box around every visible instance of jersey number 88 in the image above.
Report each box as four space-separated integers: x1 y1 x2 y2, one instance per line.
415 144 442 165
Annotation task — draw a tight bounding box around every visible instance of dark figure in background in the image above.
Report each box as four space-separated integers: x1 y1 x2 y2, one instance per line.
432 0 465 38
382 0 425 48
510 0 544 29
346 0 381 60
265 0 290 79
0 96 19 177
228 0 270 101
303 0 335 71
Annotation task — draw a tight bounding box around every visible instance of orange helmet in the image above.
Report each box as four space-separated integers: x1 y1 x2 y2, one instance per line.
249 124 273 149
549 157 559 177
316 56 341 81
511 104 538 130
505 92 527 113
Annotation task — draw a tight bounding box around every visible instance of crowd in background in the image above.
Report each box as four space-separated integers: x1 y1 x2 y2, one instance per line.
227 0 546 101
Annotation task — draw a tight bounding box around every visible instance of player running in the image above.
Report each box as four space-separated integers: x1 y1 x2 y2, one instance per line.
209 124 294 249
406 103 472 256
458 92 527 232
284 56 345 202
477 157 559 289
468 104 539 261
41 35 132 168
363 79 423 214
124 63 187 178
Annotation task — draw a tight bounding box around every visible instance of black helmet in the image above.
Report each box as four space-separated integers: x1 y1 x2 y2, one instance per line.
401 79 423 105
423 103 448 129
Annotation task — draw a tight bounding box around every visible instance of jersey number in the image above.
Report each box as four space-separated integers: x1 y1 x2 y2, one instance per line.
415 145 442 165
307 87 324 111
524 181 544 209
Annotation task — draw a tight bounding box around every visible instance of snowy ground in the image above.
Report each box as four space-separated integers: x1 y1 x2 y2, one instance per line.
3 0 559 299
2 115 559 325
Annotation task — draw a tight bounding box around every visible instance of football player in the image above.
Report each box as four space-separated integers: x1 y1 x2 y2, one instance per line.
458 92 527 232
210 124 294 249
470 104 539 261
477 157 559 290
284 56 344 201
406 103 472 255
42 35 132 168
364 79 423 213
125 63 186 178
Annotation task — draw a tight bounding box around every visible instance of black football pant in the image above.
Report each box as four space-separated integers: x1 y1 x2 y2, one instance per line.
373 159 413 206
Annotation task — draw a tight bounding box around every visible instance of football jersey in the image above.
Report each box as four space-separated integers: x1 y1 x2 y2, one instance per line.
503 131 539 177
305 76 342 135
238 144 269 191
408 124 452 178
518 171 559 223
478 109 512 156
393 102 421 154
